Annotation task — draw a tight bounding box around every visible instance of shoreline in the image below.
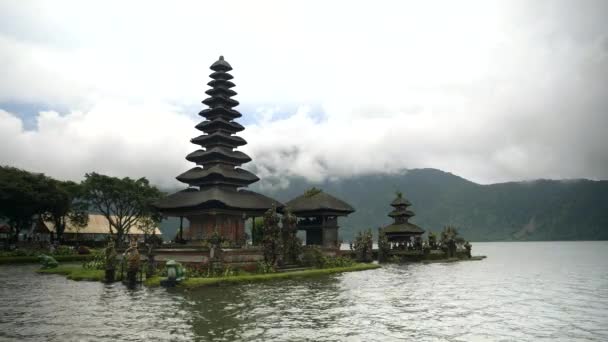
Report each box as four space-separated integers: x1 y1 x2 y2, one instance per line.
36 263 382 287
0 254 94 265
421 255 487 264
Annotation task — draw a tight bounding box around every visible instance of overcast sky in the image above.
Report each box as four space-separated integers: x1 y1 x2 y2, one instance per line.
0 0 607 188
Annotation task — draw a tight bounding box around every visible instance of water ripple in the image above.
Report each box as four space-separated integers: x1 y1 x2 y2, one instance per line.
1 241 607 341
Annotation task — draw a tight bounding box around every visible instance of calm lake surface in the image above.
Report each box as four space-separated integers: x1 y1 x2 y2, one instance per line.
1 242 607 341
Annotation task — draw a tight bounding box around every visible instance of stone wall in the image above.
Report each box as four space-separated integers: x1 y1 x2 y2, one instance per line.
154 246 340 271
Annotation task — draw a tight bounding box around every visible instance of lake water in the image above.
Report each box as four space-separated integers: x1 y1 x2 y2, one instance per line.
1 242 607 341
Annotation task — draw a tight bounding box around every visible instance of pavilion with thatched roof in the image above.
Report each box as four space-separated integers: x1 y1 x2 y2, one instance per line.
286 188 354 247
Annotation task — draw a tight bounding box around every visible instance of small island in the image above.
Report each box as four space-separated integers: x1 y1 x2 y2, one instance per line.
3 56 483 290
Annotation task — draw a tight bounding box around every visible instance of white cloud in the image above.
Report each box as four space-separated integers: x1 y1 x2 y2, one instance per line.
0 0 607 186
0 103 196 188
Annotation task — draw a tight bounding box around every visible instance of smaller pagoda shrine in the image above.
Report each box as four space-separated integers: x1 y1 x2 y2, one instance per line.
381 192 425 247
286 188 354 248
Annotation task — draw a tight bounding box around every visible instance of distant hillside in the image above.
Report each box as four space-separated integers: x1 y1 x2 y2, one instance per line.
160 169 608 242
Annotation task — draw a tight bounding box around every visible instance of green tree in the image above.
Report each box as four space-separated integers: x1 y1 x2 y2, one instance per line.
353 229 373 262
81 173 163 247
41 180 88 242
138 216 160 244
0 166 55 243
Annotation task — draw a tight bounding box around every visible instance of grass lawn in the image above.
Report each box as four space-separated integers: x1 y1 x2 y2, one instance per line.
178 263 380 289
37 265 104 281
36 263 381 287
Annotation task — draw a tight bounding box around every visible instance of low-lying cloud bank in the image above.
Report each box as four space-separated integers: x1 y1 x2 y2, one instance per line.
1 1 607 187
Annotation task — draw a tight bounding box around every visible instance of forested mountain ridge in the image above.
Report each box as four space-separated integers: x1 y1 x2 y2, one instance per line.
159 168 608 242
255 169 608 241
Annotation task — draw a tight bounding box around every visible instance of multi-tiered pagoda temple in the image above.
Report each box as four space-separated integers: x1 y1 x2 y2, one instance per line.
381 192 425 246
154 56 282 245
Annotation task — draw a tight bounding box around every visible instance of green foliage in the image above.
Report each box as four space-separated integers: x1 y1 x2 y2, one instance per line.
255 261 275 274
246 169 608 242
81 172 163 246
301 246 327 268
38 254 58 269
82 241 120 271
184 263 248 278
53 245 76 256
137 216 161 244
38 263 380 288
104 240 118 270
353 229 374 262
0 249 38 257
0 246 77 257
178 263 381 289
304 187 323 197
82 248 105 270
207 229 224 247
323 256 355 268
0 166 59 241
301 247 355 268
40 180 89 242
377 228 391 262
281 207 302 264
261 205 282 266
0 166 91 243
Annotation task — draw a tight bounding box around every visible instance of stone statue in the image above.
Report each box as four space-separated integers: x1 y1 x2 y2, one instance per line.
123 238 141 284
104 240 118 282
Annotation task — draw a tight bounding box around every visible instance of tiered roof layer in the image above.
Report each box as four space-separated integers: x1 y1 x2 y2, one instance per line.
154 56 282 214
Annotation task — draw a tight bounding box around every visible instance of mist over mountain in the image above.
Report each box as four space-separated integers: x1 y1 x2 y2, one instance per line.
159 168 608 242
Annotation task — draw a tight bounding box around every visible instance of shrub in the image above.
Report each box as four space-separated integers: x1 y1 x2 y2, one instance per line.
53 245 75 256
82 249 105 270
184 263 208 277
256 261 275 274
183 263 247 278
0 248 42 257
353 230 373 262
301 246 327 268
